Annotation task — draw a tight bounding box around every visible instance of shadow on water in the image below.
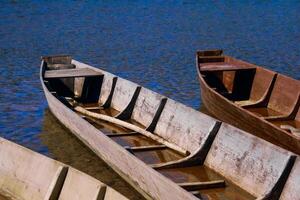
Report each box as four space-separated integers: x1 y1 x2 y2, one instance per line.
39 109 145 200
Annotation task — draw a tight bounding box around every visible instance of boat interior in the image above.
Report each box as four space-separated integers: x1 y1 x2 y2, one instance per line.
197 50 300 137
0 137 127 200
41 55 300 199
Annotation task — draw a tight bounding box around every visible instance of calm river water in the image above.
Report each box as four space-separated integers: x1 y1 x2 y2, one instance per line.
0 1 300 199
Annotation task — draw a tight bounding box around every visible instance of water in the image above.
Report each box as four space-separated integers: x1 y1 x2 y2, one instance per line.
0 1 300 198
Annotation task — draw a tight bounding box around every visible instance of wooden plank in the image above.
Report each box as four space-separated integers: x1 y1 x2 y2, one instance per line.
44 68 102 79
125 144 167 152
106 132 139 137
178 180 225 191
200 63 256 72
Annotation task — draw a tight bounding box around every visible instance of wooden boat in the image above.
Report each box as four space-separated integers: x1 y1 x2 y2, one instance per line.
0 136 127 200
196 50 300 155
41 55 300 200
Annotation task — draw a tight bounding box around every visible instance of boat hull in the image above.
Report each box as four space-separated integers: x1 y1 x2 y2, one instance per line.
0 136 127 200
198 72 300 155
40 62 197 200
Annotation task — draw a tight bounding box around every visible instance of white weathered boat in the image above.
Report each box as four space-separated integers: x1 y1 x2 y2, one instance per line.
40 55 300 200
0 136 127 200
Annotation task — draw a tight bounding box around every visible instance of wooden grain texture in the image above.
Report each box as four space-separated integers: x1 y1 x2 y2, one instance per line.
154 98 217 153
267 74 300 115
131 87 165 128
0 138 63 200
0 136 127 200
205 123 294 198
111 77 139 112
44 68 102 79
200 63 256 72
197 51 300 155
59 168 111 200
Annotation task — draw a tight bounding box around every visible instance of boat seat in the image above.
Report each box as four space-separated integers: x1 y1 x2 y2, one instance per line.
234 68 277 107
44 68 103 79
247 74 300 120
200 62 256 72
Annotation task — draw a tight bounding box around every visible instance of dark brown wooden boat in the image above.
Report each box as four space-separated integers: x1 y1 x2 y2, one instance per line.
41 55 300 200
196 49 300 155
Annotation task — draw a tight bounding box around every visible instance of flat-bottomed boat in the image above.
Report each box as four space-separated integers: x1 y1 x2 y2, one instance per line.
196 50 300 155
41 55 300 200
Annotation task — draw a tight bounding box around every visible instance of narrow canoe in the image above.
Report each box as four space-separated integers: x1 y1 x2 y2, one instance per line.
0 136 127 200
41 55 300 200
196 50 300 155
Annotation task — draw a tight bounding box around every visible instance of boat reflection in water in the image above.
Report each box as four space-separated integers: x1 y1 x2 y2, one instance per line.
39 109 144 200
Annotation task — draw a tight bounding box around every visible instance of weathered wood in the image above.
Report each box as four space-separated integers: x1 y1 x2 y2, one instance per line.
125 144 167 152
146 98 167 132
44 68 102 79
0 136 128 200
154 98 217 153
204 123 294 198
178 180 225 191
131 87 167 130
42 65 197 199
41 57 300 200
115 86 142 120
74 106 188 155
257 155 296 200
279 157 300 200
150 121 221 169
45 166 68 200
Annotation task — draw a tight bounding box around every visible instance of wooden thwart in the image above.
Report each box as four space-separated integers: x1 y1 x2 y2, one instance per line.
44 68 102 79
178 180 225 191
200 64 256 72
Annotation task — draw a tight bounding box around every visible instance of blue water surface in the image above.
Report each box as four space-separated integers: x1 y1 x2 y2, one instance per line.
0 0 300 189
